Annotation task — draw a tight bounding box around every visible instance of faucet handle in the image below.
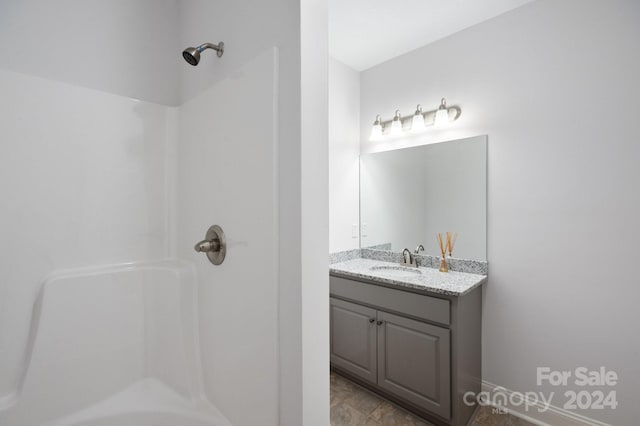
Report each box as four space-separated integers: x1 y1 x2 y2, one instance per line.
194 239 220 253
415 244 425 254
401 248 417 267
194 225 227 265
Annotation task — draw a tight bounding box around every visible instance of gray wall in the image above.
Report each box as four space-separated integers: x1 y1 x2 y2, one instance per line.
0 0 180 106
329 58 361 252
359 1 640 424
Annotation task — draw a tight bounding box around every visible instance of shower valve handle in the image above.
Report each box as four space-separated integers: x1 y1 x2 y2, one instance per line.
194 239 220 253
194 225 227 265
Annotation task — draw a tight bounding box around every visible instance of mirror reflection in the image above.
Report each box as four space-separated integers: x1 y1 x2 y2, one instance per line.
360 135 487 260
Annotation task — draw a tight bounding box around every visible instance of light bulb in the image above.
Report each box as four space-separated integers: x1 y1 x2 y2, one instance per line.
411 104 425 133
390 110 403 137
434 98 449 127
369 115 383 141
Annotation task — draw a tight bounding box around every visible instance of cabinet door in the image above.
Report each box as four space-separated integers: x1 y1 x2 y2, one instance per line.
330 297 377 384
377 311 451 419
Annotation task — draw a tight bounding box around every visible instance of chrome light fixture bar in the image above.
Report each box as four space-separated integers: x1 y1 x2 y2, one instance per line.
369 98 461 141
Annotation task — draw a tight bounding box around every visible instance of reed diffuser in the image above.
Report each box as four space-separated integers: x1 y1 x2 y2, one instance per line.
437 232 458 273
437 233 448 273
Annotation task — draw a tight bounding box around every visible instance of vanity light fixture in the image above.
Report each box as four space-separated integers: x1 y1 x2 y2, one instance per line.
368 98 461 141
389 110 403 138
370 115 384 141
411 104 426 133
434 98 450 128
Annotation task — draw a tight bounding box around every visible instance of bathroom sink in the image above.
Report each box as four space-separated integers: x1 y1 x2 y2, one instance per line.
369 265 422 279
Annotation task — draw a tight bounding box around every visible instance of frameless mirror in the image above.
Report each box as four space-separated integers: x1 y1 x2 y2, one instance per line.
360 135 487 260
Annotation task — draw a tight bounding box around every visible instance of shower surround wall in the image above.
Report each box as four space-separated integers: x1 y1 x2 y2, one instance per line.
0 68 171 401
0 0 329 425
175 49 279 425
178 0 329 424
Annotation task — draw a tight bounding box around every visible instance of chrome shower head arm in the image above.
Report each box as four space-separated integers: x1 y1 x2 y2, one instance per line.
198 42 224 58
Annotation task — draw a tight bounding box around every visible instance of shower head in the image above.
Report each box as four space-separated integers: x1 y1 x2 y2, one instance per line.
182 42 224 66
182 47 200 66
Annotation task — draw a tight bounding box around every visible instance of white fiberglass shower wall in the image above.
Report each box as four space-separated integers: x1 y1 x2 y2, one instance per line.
175 48 280 425
0 0 329 425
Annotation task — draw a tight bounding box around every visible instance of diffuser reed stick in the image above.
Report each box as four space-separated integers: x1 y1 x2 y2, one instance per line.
437 233 446 256
437 233 448 273
447 231 458 257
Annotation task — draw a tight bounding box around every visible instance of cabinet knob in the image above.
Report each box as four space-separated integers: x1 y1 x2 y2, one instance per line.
377 320 384 326
369 318 375 323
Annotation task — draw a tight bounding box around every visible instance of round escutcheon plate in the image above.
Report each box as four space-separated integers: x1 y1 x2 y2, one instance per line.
205 225 226 265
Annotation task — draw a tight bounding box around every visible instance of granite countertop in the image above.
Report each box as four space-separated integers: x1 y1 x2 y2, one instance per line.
329 258 487 296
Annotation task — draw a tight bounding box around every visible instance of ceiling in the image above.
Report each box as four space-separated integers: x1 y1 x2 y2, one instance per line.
329 0 535 71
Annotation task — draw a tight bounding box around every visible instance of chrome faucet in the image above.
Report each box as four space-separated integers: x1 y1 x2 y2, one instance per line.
415 244 425 254
402 248 417 267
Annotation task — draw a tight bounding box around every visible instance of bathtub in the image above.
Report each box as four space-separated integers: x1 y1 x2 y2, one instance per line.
0 261 230 426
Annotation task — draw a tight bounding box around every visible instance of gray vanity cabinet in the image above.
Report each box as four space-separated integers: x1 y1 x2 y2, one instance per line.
330 297 451 418
377 311 450 419
330 298 377 384
330 274 482 426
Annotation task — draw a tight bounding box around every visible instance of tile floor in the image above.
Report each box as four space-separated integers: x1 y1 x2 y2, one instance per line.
330 371 536 426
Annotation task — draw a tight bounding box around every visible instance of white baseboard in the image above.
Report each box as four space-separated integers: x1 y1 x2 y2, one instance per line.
480 381 611 426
